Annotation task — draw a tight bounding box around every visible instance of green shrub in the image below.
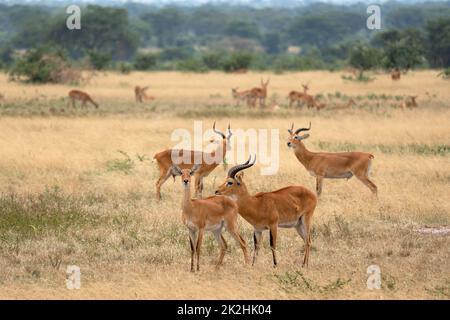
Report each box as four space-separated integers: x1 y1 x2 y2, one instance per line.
88 51 112 70
8 47 76 83
133 53 157 70
223 52 253 72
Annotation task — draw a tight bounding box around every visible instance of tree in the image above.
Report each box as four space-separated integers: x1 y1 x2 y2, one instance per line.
349 45 381 77
426 17 450 67
225 20 260 39
263 32 282 54
142 7 185 47
134 53 157 70
373 28 425 69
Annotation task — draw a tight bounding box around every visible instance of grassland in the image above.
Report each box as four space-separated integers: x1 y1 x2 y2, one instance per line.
0 70 449 299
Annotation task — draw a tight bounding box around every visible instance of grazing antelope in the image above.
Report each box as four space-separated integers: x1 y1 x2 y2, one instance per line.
287 123 377 196
400 96 418 109
231 88 254 107
250 78 270 108
288 83 310 108
135 86 155 103
154 122 232 200
68 90 98 108
391 68 401 81
215 157 317 267
171 164 249 272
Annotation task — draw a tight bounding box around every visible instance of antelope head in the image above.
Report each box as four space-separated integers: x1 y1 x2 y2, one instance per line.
302 83 309 93
213 121 233 151
287 122 311 149
261 78 270 89
215 156 256 198
171 164 200 189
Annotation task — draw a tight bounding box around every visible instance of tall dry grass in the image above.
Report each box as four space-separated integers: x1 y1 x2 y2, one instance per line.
0 71 449 299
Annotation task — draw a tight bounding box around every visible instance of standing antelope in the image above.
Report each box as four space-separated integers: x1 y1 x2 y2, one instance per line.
68 90 99 108
287 123 377 196
400 96 418 109
135 86 155 103
288 83 309 108
250 78 270 108
171 164 249 272
154 123 232 200
231 88 254 107
391 68 401 80
215 157 317 267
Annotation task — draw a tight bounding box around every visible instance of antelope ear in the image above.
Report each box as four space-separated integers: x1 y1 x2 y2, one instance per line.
171 165 182 176
235 172 244 185
190 164 200 176
295 134 310 140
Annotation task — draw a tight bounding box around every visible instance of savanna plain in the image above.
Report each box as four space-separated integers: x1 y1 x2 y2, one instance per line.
0 70 449 299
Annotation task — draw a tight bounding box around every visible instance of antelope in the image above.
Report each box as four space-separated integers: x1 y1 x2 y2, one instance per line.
250 78 270 108
154 122 232 200
215 157 317 267
287 123 377 196
287 84 308 108
231 88 254 107
400 96 418 109
171 164 249 272
135 86 155 103
68 90 99 108
391 68 401 80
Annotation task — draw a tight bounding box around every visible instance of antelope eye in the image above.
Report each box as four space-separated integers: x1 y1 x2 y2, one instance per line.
227 181 233 186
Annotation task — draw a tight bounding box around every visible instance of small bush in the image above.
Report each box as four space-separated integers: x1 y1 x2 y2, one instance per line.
133 53 157 70
223 52 253 72
8 47 80 83
88 51 112 70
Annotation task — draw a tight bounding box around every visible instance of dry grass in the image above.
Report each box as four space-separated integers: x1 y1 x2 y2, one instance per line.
0 71 449 300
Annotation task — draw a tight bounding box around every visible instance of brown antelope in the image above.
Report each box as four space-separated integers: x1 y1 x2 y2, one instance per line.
68 90 98 108
400 96 418 109
154 122 232 200
171 164 249 272
231 88 254 107
215 156 317 267
288 83 309 108
250 78 270 107
287 123 377 196
135 86 155 103
391 68 401 80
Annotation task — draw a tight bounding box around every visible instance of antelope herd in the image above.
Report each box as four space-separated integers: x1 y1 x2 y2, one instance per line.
153 119 380 271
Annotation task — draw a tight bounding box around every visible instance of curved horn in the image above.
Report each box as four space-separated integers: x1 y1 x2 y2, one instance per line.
213 121 226 139
227 155 256 178
295 122 311 135
227 123 232 140
288 122 294 134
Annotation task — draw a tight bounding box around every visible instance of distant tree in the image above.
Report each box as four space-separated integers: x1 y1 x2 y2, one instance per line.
88 51 112 70
426 17 450 67
46 5 138 60
349 45 382 77
142 7 185 47
133 53 157 70
223 52 253 72
225 20 260 39
8 46 76 83
263 32 282 54
373 28 425 69
288 11 364 48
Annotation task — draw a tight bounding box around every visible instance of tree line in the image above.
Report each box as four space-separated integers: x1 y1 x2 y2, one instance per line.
0 2 449 82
